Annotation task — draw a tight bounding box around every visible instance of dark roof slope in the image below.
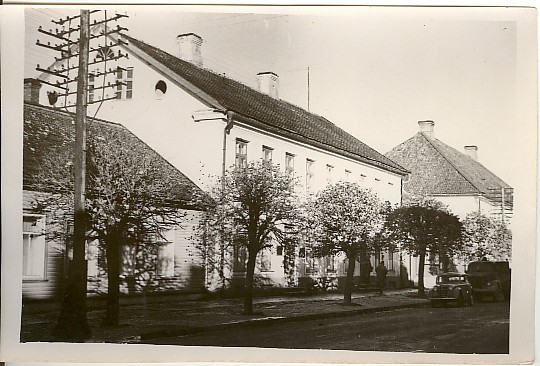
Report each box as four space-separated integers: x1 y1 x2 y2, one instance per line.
122 34 408 176
23 102 206 209
385 132 511 197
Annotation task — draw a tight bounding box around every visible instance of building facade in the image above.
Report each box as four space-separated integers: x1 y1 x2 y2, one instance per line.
33 30 411 291
386 120 513 286
22 101 207 300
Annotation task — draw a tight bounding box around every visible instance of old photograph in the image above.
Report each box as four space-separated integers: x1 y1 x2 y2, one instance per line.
1 3 537 364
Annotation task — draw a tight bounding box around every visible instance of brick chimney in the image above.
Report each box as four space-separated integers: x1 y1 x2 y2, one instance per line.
464 145 479 161
176 33 203 67
257 72 279 99
24 78 42 104
418 120 435 137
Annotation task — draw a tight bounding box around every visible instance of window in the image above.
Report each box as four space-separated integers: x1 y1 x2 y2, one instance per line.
305 248 318 274
116 67 133 100
235 139 248 169
23 215 46 279
262 145 273 163
259 247 272 272
326 164 334 184
306 159 315 192
155 80 167 98
285 153 295 176
157 230 175 277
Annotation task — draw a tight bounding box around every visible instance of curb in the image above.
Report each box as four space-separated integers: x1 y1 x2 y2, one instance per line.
135 300 429 342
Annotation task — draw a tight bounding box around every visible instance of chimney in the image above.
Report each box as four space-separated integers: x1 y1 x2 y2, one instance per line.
24 78 42 104
464 145 479 161
257 72 279 99
418 120 435 137
176 33 203 67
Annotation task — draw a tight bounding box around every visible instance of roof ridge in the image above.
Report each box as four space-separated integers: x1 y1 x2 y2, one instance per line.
419 133 483 194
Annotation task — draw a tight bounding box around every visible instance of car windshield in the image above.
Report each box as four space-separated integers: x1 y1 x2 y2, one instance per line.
437 276 464 284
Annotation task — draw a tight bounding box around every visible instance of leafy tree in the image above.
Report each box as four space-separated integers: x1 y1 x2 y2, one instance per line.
460 211 512 262
199 161 302 315
307 182 387 305
30 122 200 330
385 199 463 295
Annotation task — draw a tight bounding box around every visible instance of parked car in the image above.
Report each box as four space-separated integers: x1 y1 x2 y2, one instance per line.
428 273 474 307
467 260 511 302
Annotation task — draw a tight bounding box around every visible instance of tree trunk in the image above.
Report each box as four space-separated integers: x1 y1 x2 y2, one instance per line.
243 250 257 315
417 249 426 296
103 233 121 326
343 254 356 305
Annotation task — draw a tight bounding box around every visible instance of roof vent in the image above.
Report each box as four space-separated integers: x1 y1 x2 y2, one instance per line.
257 72 279 99
176 33 203 67
464 145 478 161
418 120 434 137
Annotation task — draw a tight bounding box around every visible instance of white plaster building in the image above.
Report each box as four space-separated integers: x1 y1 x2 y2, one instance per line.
33 30 410 291
386 120 513 286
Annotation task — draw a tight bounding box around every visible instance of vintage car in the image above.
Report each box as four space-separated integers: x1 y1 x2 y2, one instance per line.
467 261 511 302
428 273 474 307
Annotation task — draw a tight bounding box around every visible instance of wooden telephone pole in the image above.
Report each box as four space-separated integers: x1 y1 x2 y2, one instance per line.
36 9 129 341
53 9 91 341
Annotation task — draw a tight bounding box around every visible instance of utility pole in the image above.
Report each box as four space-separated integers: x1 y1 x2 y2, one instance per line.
36 9 129 341
53 9 91 341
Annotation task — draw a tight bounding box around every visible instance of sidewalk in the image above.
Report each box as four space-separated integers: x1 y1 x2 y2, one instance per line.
20 288 429 344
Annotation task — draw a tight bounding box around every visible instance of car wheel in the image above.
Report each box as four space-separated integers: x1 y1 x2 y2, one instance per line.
456 293 464 307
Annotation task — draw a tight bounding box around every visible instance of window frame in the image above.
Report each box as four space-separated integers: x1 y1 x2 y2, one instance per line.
116 66 134 100
285 152 295 177
262 145 274 163
235 138 249 169
22 214 47 281
306 158 315 192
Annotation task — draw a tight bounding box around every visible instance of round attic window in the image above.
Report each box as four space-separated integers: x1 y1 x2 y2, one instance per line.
155 80 167 98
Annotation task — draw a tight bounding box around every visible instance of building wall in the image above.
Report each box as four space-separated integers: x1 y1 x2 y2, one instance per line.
36 48 405 291
23 188 205 300
37 53 225 192
23 190 67 300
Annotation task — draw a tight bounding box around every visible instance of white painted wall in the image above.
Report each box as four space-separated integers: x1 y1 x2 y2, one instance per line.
224 122 403 204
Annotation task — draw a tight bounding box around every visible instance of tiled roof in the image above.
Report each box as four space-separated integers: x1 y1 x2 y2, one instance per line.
121 34 408 176
385 132 511 197
23 102 205 209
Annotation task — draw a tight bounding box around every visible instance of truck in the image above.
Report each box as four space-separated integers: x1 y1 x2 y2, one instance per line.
466 261 511 302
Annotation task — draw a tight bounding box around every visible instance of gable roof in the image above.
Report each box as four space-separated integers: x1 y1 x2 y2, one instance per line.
385 132 511 197
120 34 408 176
23 102 206 210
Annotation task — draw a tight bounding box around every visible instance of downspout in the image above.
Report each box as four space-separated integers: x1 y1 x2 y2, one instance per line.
219 111 234 291
222 111 235 183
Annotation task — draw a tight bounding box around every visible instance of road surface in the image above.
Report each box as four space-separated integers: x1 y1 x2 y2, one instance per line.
151 301 510 353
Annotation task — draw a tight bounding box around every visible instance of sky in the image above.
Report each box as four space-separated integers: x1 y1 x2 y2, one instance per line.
24 6 531 189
